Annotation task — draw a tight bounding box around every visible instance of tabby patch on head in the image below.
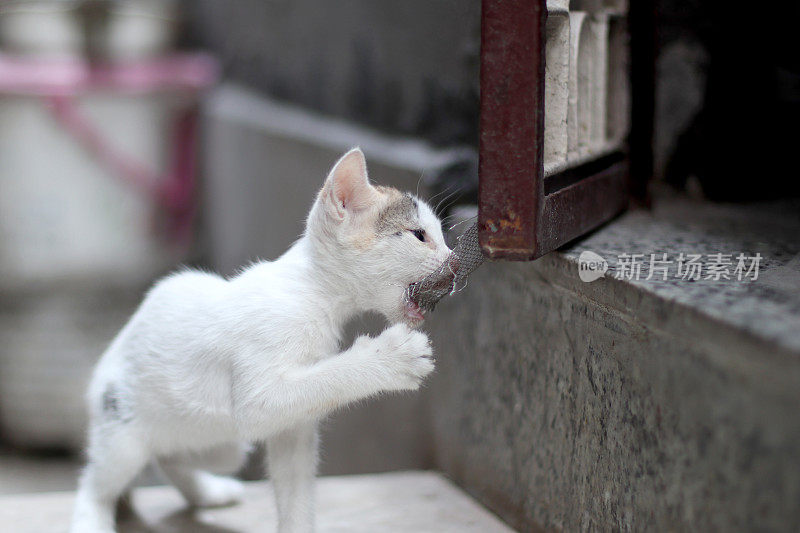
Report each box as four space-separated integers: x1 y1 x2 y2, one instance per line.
375 190 420 235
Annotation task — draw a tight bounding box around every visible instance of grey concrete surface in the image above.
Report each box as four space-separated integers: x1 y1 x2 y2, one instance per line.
0 451 81 496
425 195 800 532
0 450 163 497
0 471 515 533
185 0 480 145
559 190 800 353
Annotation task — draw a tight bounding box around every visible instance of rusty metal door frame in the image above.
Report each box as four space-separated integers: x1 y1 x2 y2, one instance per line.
478 0 632 261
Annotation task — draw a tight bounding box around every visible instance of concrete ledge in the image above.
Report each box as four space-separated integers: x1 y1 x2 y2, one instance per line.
426 193 800 531
0 471 515 533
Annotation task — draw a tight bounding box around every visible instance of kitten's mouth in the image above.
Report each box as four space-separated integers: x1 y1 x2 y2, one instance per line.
403 300 426 323
403 261 458 319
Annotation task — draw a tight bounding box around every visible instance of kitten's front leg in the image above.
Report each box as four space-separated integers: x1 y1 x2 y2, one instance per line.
267 422 318 533
262 326 431 533
266 323 433 420
305 323 434 406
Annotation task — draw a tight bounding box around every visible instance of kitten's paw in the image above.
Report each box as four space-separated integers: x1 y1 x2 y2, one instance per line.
373 323 435 391
70 518 115 533
70 520 115 533
71 494 116 533
189 472 245 508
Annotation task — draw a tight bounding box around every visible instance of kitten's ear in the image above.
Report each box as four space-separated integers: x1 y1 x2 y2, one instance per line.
323 148 376 220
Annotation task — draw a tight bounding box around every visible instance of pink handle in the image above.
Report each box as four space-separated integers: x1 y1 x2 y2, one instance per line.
0 53 219 246
0 53 218 95
46 94 198 244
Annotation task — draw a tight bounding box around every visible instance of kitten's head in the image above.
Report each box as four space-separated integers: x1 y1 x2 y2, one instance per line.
307 148 451 325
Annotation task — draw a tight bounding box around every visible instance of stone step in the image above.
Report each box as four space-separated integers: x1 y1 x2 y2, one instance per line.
0 470 515 533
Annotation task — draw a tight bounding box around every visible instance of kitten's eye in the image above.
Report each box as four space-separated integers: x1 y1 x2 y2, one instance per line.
410 229 426 242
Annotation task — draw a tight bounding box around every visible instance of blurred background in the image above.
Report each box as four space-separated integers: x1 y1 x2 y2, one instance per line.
0 0 479 493
0 0 798 520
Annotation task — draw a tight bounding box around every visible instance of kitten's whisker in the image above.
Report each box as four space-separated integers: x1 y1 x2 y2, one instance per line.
437 193 464 216
434 188 461 215
426 183 457 204
448 215 478 232
415 171 425 199
434 189 459 212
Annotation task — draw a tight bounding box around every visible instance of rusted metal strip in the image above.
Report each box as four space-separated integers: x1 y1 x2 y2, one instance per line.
538 161 628 255
478 0 546 260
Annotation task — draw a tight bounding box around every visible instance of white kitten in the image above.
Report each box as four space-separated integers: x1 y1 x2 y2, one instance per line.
70 148 450 533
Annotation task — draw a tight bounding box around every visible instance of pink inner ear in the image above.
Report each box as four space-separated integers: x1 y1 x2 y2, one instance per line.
330 149 374 213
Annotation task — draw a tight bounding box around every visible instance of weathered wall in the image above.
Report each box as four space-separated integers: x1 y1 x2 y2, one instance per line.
426 252 800 532
185 0 481 146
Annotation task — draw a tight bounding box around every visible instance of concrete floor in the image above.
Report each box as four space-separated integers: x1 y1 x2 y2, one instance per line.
0 471 514 532
0 449 169 498
0 450 81 496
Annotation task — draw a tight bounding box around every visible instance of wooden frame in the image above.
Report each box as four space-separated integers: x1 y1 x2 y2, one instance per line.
478 0 630 261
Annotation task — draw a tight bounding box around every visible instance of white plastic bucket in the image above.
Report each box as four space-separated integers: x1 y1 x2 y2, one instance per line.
0 53 216 449
0 92 185 289
0 0 178 60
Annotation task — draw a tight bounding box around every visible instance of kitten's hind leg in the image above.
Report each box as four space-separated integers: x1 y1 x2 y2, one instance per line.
71 423 149 533
157 443 247 508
